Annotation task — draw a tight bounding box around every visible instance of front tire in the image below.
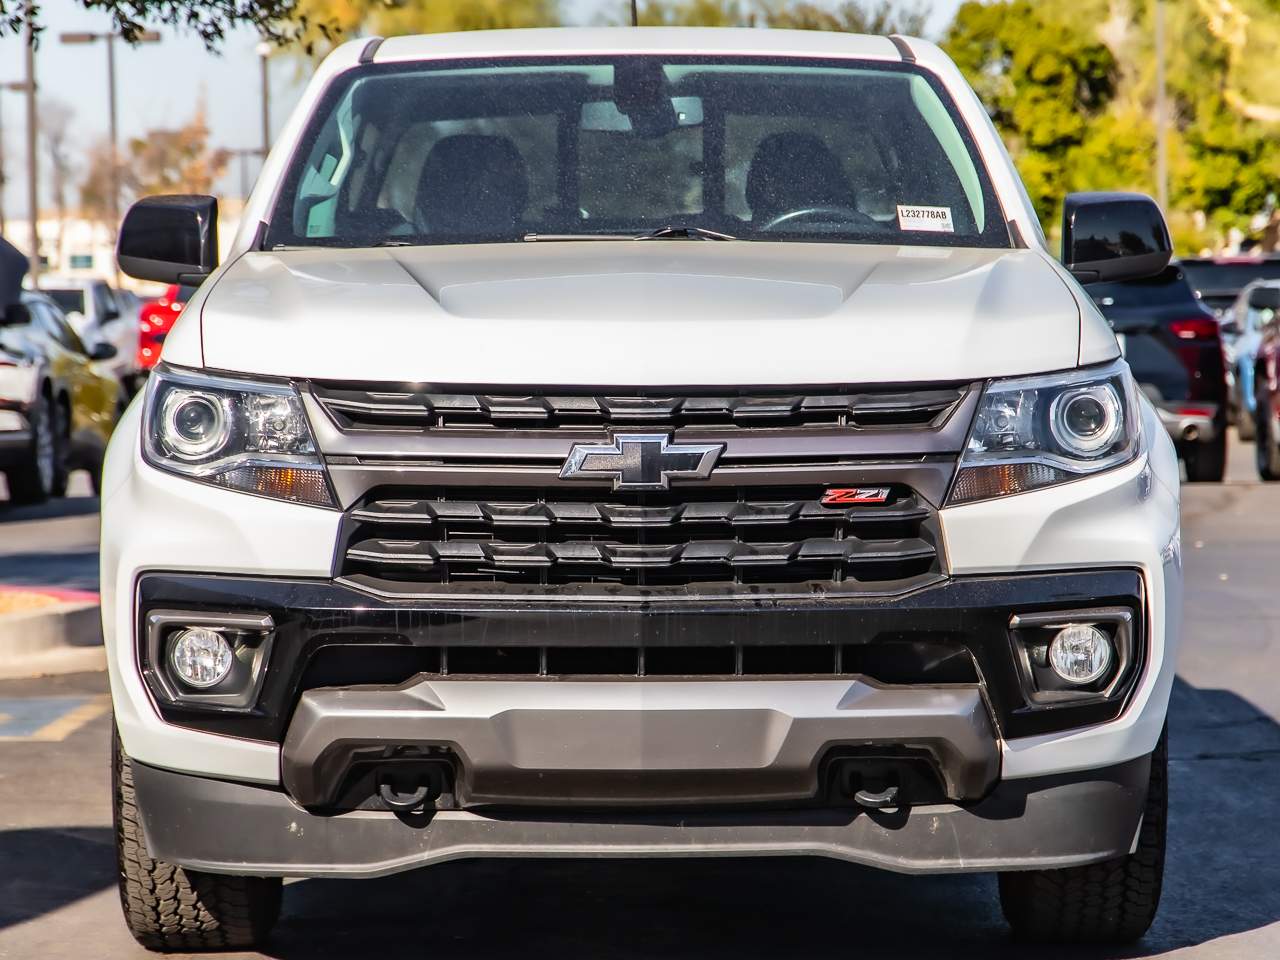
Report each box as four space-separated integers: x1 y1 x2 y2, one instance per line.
1256 385 1280 481
5 391 56 505
998 728 1166 944
1183 433 1226 483
114 730 282 952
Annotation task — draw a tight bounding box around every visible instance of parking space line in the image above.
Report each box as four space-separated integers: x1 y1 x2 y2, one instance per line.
0 695 111 742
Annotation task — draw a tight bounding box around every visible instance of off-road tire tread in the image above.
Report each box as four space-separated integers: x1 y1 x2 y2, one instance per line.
114 731 281 952
998 729 1166 944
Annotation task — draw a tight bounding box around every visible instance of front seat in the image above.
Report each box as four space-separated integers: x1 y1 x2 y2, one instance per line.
415 134 530 236
745 132 855 225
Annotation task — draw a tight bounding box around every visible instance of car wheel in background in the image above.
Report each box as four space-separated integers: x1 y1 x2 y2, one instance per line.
998 728 1167 944
4 392 56 505
1183 433 1227 483
49 400 71 498
113 729 282 951
1256 386 1280 481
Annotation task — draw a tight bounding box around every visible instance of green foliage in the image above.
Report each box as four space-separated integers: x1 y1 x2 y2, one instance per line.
946 0 1280 251
635 0 926 34
1 1 331 50
944 1 1115 223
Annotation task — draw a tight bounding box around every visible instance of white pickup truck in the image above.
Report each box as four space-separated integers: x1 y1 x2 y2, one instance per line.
103 27 1181 951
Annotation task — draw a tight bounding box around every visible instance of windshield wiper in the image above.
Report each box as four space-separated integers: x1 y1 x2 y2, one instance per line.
637 225 739 241
522 226 739 243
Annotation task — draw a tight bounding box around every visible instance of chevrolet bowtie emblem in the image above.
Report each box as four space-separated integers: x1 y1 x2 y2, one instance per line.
560 434 724 490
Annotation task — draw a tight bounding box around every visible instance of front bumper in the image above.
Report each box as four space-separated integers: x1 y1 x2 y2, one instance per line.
131 753 1151 878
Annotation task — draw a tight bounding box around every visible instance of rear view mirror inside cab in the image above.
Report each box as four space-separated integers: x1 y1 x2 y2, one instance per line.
581 97 704 133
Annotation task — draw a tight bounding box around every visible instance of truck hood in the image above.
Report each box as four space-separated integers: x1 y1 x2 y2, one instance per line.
197 243 1087 385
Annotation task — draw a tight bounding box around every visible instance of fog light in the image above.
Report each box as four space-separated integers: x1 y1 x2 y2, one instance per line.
169 627 234 688
1048 624 1113 684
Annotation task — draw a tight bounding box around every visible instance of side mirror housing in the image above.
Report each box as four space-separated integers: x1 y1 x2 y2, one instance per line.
1062 192 1172 285
89 341 118 362
117 195 219 286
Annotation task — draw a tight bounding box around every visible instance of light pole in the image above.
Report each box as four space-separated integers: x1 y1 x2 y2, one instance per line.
257 41 273 159
24 8 39 284
59 29 161 240
0 79 31 235
226 148 265 202
1154 0 1169 214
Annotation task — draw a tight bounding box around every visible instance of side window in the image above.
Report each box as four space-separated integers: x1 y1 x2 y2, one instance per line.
96 284 120 320
33 301 87 354
293 93 357 238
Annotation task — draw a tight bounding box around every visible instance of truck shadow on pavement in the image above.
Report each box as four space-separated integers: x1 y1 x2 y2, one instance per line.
1 677 1277 957
0 826 114 933
259 677 1280 960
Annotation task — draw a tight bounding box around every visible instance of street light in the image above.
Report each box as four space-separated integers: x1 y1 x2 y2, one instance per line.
59 29 162 238
0 79 31 235
256 41 273 159
225 147 266 202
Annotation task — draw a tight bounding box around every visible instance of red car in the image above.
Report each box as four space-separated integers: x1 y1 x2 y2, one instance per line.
137 284 198 370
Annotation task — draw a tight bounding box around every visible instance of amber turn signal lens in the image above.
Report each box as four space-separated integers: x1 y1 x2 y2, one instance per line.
211 465 334 506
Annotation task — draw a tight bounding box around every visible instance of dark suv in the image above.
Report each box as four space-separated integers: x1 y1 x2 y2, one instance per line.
1089 265 1228 481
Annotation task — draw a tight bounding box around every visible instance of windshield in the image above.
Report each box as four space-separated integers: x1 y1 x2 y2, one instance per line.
266 56 1009 250
1178 259 1280 294
1089 267 1198 309
45 288 85 316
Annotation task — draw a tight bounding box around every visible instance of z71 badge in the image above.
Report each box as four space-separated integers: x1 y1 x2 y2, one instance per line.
820 487 892 506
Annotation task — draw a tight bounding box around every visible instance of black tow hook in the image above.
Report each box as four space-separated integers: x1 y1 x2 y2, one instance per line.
377 768 444 812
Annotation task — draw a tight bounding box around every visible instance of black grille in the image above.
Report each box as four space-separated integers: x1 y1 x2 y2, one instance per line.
338 485 943 594
310 383 967 432
298 639 980 683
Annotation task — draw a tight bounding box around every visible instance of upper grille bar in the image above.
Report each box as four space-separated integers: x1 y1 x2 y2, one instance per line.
310 383 969 433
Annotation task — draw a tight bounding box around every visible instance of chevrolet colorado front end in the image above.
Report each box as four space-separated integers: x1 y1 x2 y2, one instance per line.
103 28 1182 951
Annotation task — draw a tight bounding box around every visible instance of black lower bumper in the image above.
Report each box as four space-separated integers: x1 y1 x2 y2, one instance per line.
131 754 1152 879
138 569 1146 744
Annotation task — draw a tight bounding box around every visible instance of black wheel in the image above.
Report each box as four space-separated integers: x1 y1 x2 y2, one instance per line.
1256 384 1280 481
1183 433 1226 483
49 399 71 498
1237 384 1256 441
998 728 1166 945
114 730 282 952
4 391 56 504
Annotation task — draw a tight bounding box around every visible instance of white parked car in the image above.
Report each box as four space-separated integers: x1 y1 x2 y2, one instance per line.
42 276 141 390
102 28 1182 951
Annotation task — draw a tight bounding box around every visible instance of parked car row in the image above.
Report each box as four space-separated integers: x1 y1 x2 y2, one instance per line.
0 273 195 503
0 291 123 503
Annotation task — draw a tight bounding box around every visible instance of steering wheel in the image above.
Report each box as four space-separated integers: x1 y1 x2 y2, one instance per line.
761 205 876 232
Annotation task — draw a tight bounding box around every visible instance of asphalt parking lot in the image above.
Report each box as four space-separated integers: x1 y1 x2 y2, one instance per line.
1 440 1278 959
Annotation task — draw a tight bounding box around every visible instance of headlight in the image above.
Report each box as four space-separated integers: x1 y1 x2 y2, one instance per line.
948 359 1142 505
142 364 334 507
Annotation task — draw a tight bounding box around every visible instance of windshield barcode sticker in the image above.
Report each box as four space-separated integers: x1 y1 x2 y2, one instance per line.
897 205 954 233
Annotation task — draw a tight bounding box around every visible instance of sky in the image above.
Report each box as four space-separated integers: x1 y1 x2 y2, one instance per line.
0 0 963 219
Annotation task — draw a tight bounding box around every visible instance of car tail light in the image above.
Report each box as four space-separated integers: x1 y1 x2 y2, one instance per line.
1170 317 1220 340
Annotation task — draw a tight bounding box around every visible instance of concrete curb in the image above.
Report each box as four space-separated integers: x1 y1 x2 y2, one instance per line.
0 601 105 679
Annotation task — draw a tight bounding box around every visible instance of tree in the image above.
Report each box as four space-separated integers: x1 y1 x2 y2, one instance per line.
81 105 230 226
944 1 1116 224
123 105 231 198
38 97 75 261
0 1 328 49
287 0 559 57
634 0 926 33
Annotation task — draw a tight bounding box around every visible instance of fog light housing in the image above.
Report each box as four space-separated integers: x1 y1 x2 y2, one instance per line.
1047 624 1113 685
145 611 276 710
169 627 234 688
